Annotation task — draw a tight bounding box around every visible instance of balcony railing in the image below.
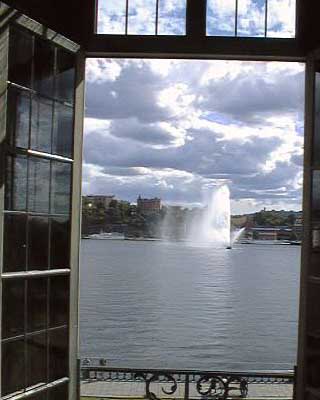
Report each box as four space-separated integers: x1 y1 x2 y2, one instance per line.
80 359 295 399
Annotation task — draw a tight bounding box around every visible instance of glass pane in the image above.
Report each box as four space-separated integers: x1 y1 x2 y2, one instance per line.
27 333 47 388
158 0 186 35
128 0 156 35
31 96 53 154
49 383 68 400
34 37 55 97
50 217 70 269
50 162 72 214
28 157 50 213
5 154 28 211
9 26 33 88
2 339 25 396
49 328 69 381
97 0 126 34
27 278 47 332
3 214 27 272
49 276 69 328
7 87 30 148
267 0 296 38
28 216 49 271
52 104 73 158
2 279 25 339
56 49 75 104
314 72 320 165
237 0 265 37
207 0 236 36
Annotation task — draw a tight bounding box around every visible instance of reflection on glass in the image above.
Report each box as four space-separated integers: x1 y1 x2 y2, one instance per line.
5 155 28 211
9 26 32 88
51 162 71 214
49 383 68 400
27 333 47 388
27 278 47 332
49 328 68 381
7 87 30 148
2 280 25 338
2 339 25 396
50 217 70 269
128 0 156 35
314 72 320 165
28 217 49 271
31 96 53 153
28 157 50 213
34 37 55 97
56 49 75 104
207 0 236 36
267 0 296 38
97 0 126 34
50 276 69 328
237 0 265 37
3 214 27 272
52 104 73 158
158 0 186 35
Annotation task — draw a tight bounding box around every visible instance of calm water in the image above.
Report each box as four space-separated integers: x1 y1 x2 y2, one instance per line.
80 240 300 371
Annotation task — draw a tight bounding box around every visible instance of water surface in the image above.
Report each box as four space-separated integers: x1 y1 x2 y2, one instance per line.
80 240 300 371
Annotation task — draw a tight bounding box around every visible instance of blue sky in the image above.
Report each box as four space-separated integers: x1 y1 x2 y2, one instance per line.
97 0 296 37
83 59 304 214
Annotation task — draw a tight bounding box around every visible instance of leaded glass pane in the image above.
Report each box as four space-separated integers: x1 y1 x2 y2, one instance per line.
27 333 47 388
2 339 25 396
9 26 32 88
2 279 25 339
49 328 69 381
50 162 71 214
3 213 27 272
7 87 30 148
56 49 75 104
128 0 156 35
34 36 55 97
97 0 126 34
49 276 69 328
28 216 49 271
28 157 50 213
52 103 73 158
27 278 47 332
31 96 53 154
50 217 70 269
158 0 186 35
5 154 28 211
207 0 236 36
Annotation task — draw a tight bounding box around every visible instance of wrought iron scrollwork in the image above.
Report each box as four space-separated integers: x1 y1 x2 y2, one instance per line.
196 374 248 399
135 372 178 400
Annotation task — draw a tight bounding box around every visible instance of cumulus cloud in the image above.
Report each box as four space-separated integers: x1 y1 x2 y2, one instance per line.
83 58 304 213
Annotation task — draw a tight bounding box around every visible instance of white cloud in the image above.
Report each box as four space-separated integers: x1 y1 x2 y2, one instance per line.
84 58 304 214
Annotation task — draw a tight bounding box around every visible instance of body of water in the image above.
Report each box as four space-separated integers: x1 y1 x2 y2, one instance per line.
80 240 300 371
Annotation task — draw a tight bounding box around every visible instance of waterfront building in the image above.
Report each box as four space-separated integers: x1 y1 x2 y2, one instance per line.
137 195 161 215
0 1 319 399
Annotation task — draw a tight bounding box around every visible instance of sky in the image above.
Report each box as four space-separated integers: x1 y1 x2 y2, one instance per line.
83 0 303 215
97 0 296 37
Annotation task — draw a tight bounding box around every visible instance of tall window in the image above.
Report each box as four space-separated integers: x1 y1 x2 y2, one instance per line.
2 25 75 399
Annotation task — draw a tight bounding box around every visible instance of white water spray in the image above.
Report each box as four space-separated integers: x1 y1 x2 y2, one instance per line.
189 185 244 247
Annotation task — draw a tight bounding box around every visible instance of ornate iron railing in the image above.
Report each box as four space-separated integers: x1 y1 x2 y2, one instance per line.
80 360 295 400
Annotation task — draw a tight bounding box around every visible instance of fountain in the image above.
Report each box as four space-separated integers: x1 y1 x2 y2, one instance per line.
161 184 244 247
188 184 244 247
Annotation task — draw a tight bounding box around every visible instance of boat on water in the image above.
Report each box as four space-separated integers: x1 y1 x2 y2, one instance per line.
87 232 125 240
